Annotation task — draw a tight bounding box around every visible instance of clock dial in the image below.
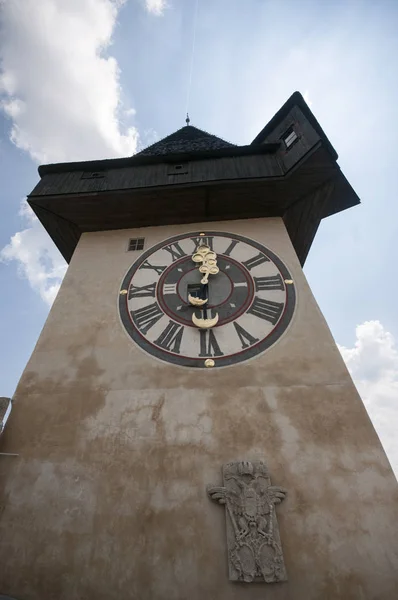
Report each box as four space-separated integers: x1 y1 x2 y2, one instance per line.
119 231 296 368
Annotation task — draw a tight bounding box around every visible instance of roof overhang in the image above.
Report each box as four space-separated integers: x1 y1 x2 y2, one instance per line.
29 144 359 266
29 91 360 267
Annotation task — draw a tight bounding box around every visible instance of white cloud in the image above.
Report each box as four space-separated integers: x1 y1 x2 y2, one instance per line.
0 0 139 303
0 202 67 305
145 0 167 16
339 321 398 477
0 0 138 163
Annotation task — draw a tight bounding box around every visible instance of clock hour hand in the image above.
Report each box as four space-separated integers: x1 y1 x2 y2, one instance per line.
188 243 219 306
188 284 208 307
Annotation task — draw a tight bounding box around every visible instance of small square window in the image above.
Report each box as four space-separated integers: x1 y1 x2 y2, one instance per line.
282 126 298 149
167 163 189 175
128 238 145 251
81 171 106 179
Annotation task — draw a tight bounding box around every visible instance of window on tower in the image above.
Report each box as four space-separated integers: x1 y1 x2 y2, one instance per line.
167 162 189 175
81 171 106 179
128 238 145 251
282 126 298 149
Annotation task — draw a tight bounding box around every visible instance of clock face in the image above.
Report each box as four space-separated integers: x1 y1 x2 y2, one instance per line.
119 231 296 368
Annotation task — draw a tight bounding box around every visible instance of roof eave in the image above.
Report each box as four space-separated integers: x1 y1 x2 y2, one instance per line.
38 143 280 177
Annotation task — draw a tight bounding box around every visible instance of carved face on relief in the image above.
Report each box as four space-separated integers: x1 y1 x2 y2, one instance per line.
119 231 296 368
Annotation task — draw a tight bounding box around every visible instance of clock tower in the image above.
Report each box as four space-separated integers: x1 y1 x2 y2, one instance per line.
1 92 397 599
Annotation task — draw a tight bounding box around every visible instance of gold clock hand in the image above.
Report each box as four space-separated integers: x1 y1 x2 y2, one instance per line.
191 244 220 285
188 294 208 307
192 311 219 328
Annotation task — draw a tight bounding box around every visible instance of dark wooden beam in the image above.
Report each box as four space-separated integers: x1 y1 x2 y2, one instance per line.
283 181 335 266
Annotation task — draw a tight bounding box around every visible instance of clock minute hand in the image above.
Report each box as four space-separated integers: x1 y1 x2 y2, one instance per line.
188 244 219 306
199 255 219 284
192 245 219 283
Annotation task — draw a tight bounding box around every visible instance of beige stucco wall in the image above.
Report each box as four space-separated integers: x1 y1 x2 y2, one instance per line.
0 217 397 600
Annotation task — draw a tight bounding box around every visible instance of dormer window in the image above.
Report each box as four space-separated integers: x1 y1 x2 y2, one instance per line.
282 126 298 149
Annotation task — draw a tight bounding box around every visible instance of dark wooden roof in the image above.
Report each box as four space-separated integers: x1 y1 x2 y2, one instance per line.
29 91 360 266
252 91 338 160
38 142 279 176
137 125 235 156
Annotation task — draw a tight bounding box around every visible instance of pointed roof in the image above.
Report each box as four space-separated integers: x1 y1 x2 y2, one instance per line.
137 125 235 157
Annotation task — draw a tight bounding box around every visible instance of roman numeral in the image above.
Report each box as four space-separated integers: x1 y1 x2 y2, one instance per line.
233 322 259 349
163 242 187 262
128 282 156 300
154 320 184 353
131 302 163 334
139 260 166 275
254 274 284 292
247 297 283 325
191 236 214 250
199 329 224 357
163 283 177 295
223 239 239 257
242 252 270 271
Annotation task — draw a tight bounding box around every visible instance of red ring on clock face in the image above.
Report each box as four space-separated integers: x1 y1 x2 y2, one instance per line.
157 254 254 327
118 231 296 369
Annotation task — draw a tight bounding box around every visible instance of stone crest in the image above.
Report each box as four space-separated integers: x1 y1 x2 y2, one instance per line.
207 460 287 583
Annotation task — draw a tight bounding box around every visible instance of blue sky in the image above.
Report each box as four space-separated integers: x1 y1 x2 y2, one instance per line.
1 0 398 472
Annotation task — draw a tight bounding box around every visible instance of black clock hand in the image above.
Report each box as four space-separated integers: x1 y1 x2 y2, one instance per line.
189 243 219 327
199 282 208 301
201 282 209 319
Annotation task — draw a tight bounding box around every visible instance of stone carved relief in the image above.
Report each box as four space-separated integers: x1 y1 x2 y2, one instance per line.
207 460 287 583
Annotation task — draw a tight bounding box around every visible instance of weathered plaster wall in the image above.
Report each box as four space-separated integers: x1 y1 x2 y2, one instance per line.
0 217 397 600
